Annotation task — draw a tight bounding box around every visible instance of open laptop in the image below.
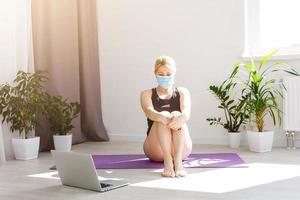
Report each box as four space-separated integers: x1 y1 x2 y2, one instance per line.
51 150 129 192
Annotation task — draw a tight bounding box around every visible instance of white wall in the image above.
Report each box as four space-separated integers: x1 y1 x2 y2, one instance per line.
97 0 300 147
97 0 248 144
0 0 32 161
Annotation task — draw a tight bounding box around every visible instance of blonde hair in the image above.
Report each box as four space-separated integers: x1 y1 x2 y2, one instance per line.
154 56 176 73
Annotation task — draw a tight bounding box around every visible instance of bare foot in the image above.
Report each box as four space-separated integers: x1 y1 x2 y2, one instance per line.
174 158 186 177
161 159 175 178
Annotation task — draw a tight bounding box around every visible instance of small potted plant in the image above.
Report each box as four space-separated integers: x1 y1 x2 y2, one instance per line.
235 51 299 152
207 70 249 148
0 71 48 160
46 95 80 151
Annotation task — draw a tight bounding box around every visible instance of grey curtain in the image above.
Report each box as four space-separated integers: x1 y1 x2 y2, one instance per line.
31 0 109 151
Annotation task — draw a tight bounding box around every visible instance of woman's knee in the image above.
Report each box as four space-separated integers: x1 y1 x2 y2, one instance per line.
171 111 181 117
160 110 171 117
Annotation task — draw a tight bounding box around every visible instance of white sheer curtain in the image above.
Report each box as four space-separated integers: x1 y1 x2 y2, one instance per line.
0 0 34 162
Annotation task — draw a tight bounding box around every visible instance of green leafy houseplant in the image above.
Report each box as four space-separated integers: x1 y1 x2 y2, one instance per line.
46 95 80 135
207 68 249 132
235 50 299 132
0 71 48 139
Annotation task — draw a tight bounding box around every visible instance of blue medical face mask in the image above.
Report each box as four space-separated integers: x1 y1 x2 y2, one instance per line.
156 75 174 88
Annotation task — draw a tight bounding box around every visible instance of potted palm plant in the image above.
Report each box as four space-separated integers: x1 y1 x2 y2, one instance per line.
46 95 80 151
0 71 48 160
235 51 299 152
207 69 249 148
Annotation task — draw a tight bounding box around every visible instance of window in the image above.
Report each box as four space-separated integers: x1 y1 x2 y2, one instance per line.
243 0 300 59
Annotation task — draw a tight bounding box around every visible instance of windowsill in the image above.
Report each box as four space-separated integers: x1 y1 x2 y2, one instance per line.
242 52 300 61
242 48 300 61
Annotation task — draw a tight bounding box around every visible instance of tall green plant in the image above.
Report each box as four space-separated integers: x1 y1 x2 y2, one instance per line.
207 70 249 132
46 95 80 135
0 71 48 139
234 50 299 132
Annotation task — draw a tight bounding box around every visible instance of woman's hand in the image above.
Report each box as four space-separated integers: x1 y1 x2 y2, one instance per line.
159 111 172 125
168 113 186 131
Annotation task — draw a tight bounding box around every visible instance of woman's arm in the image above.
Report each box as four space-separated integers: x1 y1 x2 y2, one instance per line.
140 90 171 125
168 87 191 130
178 87 191 121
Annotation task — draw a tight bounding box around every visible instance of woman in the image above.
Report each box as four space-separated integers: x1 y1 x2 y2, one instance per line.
140 56 192 178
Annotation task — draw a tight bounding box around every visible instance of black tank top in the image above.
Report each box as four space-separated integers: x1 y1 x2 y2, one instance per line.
146 87 181 135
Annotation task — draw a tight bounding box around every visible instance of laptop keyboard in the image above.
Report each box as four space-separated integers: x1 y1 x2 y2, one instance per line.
100 183 112 188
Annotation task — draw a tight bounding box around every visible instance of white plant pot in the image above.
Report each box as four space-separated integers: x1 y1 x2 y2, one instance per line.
247 130 274 152
11 137 40 160
228 132 241 148
53 134 72 152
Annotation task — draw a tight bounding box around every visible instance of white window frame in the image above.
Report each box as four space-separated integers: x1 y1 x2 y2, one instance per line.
242 0 300 60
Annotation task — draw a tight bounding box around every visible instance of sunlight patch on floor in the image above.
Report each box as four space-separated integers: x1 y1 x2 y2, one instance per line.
132 163 300 193
26 171 123 181
111 158 149 164
27 171 60 180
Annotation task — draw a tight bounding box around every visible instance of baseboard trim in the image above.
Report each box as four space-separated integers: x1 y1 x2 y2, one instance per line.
108 133 293 147
109 133 146 142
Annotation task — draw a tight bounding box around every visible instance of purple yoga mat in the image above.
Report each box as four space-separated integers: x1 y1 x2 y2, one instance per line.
50 153 245 170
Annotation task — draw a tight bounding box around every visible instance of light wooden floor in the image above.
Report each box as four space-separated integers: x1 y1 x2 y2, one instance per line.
1 141 300 200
